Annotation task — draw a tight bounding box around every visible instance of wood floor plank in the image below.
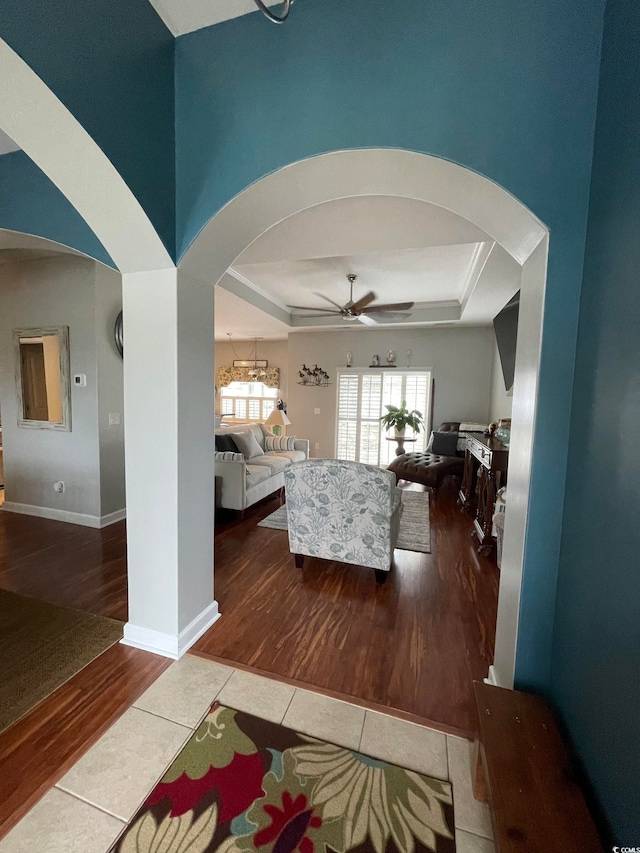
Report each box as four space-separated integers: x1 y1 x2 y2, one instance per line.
0 642 169 840
199 478 499 734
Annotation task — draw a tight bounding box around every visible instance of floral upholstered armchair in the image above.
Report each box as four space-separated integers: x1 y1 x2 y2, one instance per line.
283 459 403 584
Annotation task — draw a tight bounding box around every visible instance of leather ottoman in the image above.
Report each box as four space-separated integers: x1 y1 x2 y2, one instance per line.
387 451 464 491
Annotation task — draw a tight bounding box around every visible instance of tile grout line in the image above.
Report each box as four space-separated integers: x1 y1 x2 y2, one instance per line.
279 686 298 724
357 709 367 752
133 706 193 732
445 734 450 782
53 785 126 824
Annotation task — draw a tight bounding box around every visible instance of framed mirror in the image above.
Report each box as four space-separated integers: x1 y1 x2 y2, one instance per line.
14 326 72 431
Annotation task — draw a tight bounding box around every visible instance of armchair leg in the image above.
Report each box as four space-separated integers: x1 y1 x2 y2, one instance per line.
374 569 389 585
294 554 305 569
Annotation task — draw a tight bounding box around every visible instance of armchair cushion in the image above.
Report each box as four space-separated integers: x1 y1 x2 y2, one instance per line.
284 459 401 571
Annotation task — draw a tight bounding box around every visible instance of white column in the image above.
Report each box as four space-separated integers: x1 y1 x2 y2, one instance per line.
121 267 218 658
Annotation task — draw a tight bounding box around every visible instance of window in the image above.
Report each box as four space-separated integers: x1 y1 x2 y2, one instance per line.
219 381 278 422
335 369 432 466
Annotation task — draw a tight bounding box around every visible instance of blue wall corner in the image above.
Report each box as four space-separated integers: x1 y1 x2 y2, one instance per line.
551 0 640 839
0 0 176 259
0 151 114 267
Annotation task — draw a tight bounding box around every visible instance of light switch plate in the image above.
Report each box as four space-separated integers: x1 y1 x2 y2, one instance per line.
108 413 121 425
314 408 321 414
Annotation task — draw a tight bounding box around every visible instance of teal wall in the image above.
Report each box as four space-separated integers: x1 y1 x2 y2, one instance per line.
0 152 113 267
0 0 175 257
176 0 605 690
551 0 640 840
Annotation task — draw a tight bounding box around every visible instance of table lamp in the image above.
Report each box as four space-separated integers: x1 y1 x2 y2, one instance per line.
265 409 291 436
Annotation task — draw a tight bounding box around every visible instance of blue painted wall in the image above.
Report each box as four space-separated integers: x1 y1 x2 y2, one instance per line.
551 0 640 840
176 0 605 689
0 0 175 257
0 151 113 267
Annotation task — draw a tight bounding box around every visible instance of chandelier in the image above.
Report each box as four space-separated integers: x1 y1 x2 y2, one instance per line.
252 0 295 24
227 333 267 378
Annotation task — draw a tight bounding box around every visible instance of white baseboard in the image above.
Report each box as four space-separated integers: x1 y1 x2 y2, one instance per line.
99 508 127 528
1 501 126 529
121 601 221 659
484 665 500 687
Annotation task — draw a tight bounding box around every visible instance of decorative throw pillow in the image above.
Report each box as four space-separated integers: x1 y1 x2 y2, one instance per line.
264 435 297 451
431 430 459 457
214 451 244 462
215 433 238 453
232 430 265 459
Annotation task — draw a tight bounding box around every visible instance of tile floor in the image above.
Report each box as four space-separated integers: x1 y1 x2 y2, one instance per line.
0 655 495 853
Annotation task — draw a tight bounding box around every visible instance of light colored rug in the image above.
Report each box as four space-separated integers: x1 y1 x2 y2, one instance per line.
0 589 123 734
258 489 431 553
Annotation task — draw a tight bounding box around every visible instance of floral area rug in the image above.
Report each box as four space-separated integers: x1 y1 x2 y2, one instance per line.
110 703 454 852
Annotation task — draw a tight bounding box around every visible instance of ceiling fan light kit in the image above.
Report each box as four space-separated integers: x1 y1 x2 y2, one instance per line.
287 274 414 326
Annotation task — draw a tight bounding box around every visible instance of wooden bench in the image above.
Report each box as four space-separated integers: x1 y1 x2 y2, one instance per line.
473 681 603 852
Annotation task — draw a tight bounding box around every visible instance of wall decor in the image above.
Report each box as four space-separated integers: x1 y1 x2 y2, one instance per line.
298 364 330 386
14 326 72 431
346 351 353 367
370 354 380 367
114 311 123 358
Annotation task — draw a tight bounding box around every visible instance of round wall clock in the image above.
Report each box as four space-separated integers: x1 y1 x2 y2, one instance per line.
114 311 123 358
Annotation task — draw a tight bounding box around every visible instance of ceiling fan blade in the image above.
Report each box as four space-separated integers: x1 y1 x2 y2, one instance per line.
357 313 378 326
349 291 376 312
363 311 413 320
314 292 345 311
287 304 341 313
295 312 342 318
360 301 414 313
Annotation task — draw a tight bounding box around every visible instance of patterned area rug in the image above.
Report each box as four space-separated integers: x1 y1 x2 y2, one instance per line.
110 703 454 852
258 490 431 554
0 589 123 734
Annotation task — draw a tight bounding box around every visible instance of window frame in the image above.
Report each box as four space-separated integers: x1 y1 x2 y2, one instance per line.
334 367 433 466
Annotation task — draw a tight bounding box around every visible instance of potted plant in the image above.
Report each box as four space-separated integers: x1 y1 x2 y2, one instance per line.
379 400 424 438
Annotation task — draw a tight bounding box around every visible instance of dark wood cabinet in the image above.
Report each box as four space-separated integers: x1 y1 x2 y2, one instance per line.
458 434 508 556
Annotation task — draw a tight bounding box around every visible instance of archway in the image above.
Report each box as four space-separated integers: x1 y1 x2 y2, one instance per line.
0 36 172 274
180 148 549 689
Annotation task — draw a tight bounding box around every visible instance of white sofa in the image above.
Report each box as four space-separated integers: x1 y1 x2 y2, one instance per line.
215 423 309 515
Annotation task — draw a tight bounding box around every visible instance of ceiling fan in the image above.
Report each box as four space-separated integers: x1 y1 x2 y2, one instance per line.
287 274 414 326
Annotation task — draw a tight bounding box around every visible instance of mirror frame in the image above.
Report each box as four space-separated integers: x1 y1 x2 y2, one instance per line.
14 326 72 431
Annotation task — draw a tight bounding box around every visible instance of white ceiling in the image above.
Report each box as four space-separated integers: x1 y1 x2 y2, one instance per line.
220 195 521 337
0 129 19 156
147 0 283 36
234 243 486 311
215 285 290 340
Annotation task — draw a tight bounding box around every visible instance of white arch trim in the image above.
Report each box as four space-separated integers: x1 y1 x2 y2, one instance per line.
0 37 173 274
182 148 550 689
181 149 546 277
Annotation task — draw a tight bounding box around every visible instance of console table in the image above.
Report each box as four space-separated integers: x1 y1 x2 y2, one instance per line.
458 434 508 556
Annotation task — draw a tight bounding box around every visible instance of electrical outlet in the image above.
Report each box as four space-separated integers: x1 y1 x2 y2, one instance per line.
54 481 65 493
315 443 320 450
108 413 121 425
314 408 321 415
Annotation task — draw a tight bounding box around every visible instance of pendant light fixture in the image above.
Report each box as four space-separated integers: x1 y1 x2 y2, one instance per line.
252 0 295 24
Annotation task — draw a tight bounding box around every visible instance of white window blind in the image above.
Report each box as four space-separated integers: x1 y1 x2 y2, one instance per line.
336 369 432 466
219 381 278 423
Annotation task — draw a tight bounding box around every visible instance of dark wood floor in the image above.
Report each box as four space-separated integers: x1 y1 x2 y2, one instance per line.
197 478 499 736
0 476 498 835
0 511 128 621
